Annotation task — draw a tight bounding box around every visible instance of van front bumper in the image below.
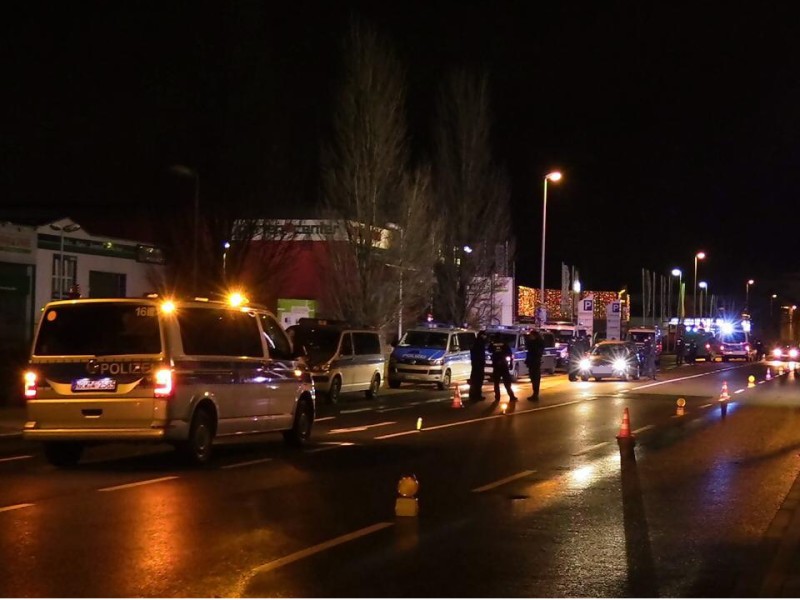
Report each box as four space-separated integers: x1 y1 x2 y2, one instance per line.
390 364 444 383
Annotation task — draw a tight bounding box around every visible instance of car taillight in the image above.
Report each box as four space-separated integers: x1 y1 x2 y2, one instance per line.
154 368 173 398
24 371 37 398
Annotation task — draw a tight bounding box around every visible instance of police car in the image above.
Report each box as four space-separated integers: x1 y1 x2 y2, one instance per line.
540 322 589 370
388 323 477 389
484 325 556 382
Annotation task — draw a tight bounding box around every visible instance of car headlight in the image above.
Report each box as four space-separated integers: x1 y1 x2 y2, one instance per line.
311 363 331 373
773 349 782 358
790 349 799 359
431 358 443 366
579 358 591 370
613 358 628 371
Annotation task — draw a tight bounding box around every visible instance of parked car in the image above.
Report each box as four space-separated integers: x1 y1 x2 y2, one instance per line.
286 318 385 403
388 324 477 389
23 295 315 467
576 340 643 381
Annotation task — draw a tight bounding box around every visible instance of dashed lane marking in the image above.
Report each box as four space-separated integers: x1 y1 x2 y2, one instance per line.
314 416 336 422
0 503 34 513
306 442 355 453
99 476 179 492
632 424 655 434
0 455 32 463
472 469 536 492
221 458 273 469
572 442 610 456
328 421 395 434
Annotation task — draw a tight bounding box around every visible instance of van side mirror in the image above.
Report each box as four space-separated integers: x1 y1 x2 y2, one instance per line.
390 335 399 347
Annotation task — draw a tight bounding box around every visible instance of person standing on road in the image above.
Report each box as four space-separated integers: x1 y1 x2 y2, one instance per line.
525 329 545 402
687 340 697 364
489 338 517 403
568 333 590 381
644 337 657 379
675 335 685 365
469 331 487 401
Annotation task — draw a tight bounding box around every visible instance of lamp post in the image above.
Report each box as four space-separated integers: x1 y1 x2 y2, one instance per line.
698 281 708 320
693 251 705 320
49 222 82 299
223 241 231 280
169 165 200 294
539 171 562 325
745 279 754 312
386 223 405 342
572 279 581 325
671 268 682 323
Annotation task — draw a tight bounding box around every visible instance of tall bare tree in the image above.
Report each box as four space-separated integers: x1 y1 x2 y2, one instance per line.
321 18 437 329
431 67 513 328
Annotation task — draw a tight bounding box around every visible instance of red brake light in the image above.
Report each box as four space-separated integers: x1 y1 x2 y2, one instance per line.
154 368 173 398
24 371 37 398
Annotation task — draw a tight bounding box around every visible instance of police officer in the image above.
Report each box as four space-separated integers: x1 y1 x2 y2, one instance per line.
687 340 698 364
469 331 488 401
568 334 589 381
525 329 545 402
675 335 685 365
644 337 657 379
489 338 517 403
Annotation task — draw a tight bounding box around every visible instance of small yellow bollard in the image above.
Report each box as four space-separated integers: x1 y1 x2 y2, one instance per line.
676 397 686 417
499 400 508 414
748 375 755 388
416 417 423 431
395 475 419 517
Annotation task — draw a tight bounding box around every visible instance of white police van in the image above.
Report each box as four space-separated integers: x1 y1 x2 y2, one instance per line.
23 295 315 467
484 325 557 382
388 323 477 390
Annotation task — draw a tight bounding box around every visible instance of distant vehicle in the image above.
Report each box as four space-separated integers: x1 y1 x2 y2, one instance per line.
708 322 754 362
576 340 643 382
540 322 589 370
769 341 799 362
484 326 557 381
683 328 716 362
388 323 477 390
625 326 663 364
286 318 385 403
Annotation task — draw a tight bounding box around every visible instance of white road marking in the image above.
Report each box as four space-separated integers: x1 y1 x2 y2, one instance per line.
632 424 655 434
339 408 373 414
221 458 273 469
572 442 611 456
699 403 713 409
314 416 336 422
328 421 395 434
246 522 393 576
377 405 415 413
306 442 355 453
735 388 745 394
472 470 536 492
0 432 21 438
0 455 32 463
0 503 34 513
99 476 179 492
374 398 588 440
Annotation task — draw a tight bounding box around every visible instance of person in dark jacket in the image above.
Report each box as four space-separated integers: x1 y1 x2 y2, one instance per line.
469 331 488 401
675 335 685 365
525 329 545 401
568 334 590 381
489 339 517 403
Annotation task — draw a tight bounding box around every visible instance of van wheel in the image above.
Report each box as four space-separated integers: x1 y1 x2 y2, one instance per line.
178 408 214 465
568 372 578 382
437 370 452 390
580 375 589 382
284 399 313 446
388 378 401 389
365 373 380 399
44 442 84 468
510 364 520 383
328 376 342 403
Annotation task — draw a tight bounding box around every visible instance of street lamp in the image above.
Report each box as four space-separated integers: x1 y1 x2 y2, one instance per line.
386 223 405 341
169 165 200 294
693 251 705 320
671 268 682 322
771 293 777 318
572 278 581 325
745 279 755 311
698 281 708 320
49 222 81 299
539 171 562 324
222 241 231 279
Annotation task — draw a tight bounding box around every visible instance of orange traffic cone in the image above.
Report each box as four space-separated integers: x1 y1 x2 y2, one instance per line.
616 407 634 439
766 368 772 381
451 385 463 408
719 381 730 401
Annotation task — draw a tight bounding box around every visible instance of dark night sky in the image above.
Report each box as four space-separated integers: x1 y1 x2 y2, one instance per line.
3 1 800 304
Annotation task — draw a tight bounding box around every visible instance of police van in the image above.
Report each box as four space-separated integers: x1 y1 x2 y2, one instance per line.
286 318 385 403
484 325 557 382
388 323 477 389
540 322 589 370
23 295 315 467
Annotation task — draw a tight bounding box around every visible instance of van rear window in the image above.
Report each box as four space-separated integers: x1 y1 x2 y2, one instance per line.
35 304 162 356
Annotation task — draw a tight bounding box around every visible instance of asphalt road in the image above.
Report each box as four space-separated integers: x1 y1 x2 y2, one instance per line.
1 359 799 597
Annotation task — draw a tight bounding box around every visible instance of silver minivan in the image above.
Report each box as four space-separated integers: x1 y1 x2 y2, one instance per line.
287 319 385 403
23 296 315 467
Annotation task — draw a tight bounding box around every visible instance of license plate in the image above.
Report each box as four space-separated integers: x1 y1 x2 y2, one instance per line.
72 378 117 392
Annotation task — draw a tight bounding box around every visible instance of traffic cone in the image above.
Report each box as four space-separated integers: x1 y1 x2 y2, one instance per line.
766 368 772 381
719 381 730 401
451 385 463 408
616 407 634 439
